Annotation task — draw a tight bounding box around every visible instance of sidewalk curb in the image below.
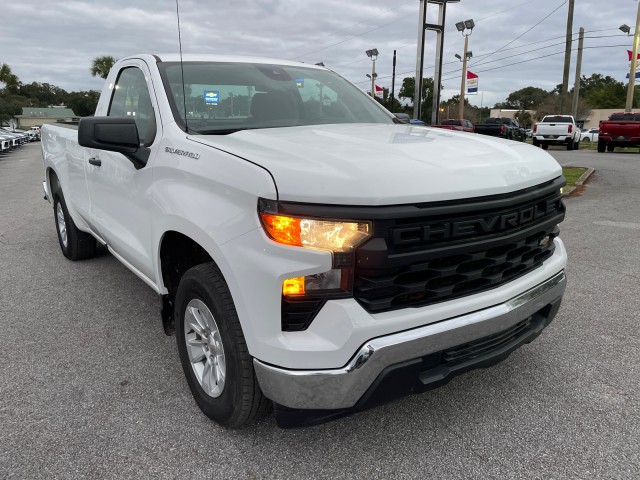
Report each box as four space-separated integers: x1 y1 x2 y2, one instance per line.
562 167 595 197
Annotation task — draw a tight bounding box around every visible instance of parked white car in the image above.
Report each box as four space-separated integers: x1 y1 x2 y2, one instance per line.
580 127 599 143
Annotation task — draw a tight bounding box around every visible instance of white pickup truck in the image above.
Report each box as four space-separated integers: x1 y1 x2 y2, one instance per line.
532 115 581 150
41 54 567 428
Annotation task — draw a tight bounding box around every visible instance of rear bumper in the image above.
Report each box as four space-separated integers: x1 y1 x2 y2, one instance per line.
255 270 566 424
534 135 572 144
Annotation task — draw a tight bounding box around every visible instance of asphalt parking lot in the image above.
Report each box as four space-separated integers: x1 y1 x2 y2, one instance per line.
1 143 639 479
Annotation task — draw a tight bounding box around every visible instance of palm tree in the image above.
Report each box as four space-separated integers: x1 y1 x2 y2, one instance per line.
90 56 117 79
0 63 18 86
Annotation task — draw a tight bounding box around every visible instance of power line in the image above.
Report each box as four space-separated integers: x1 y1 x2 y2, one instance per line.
290 1 415 60
358 41 631 88
469 0 568 67
441 44 632 81
351 30 624 85
441 34 627 78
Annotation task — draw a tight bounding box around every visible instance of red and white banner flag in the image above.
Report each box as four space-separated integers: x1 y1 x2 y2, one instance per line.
627 50 640 79
375 84 384 98
467 70 478 94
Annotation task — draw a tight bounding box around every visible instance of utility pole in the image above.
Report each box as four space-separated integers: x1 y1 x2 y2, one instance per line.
391 50 397 111
459 34 469 119
370 58 376 98
626 2 640 112
430 3 448 125
414 0 428 120
571 27 584 119
561 0 575 97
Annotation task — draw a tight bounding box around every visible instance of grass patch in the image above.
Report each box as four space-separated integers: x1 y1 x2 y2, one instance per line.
562 167 588 187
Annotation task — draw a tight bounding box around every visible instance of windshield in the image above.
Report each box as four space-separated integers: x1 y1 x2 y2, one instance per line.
542 116 573 123
609 113 640 121
158 61 394 133
441 120 461 126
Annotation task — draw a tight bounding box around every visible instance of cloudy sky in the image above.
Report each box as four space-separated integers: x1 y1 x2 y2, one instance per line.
2 0 638 107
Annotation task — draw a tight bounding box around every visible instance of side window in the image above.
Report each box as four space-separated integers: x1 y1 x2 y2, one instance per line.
108 67 156 146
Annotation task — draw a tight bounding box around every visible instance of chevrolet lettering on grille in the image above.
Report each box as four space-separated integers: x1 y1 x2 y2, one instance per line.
392 198 562 246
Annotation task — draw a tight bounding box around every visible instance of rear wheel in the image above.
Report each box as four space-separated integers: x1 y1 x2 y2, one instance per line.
566 141 573 151
574 139 580 150
53 190 96 260
175 263 271 428
607 144 614 152
541 143 549 150
597 140 606 153
532 138 539 147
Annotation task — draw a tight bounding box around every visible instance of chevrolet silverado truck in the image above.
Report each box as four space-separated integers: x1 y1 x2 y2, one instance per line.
41 54 567 428
597 112 640 152
475 117 525 141
532 115 580 151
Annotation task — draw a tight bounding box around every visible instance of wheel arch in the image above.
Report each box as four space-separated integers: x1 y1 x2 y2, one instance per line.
155 223 256 343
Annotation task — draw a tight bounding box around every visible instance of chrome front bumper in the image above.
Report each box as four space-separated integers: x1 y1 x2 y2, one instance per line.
254 270 566 410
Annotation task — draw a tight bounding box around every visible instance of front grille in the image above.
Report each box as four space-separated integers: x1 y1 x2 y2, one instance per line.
354 179 565 313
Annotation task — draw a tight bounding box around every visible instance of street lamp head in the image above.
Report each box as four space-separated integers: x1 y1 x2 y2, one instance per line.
455 53 462 61
466 51 473 59
365 48 379 60
455 21 465 32
620 24 631 35
464 19 475 30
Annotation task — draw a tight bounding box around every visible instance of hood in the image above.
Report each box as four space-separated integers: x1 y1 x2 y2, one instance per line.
190 124 562 205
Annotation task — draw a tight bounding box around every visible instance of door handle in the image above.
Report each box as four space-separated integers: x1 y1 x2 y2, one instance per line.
88 157 102 167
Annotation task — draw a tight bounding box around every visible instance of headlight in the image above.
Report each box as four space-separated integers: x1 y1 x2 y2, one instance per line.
259 200 372 331
259 212 370 253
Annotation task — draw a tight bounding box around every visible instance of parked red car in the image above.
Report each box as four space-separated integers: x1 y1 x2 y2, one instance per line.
431 119 475 133
598 112 640 152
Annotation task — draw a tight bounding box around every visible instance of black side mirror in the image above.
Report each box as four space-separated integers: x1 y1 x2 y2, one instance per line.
78 116 150 168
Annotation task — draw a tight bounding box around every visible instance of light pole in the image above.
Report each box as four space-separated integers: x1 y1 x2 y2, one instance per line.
366 49 379 98
414 0 461 123
624 4 640 112
456 19 474 119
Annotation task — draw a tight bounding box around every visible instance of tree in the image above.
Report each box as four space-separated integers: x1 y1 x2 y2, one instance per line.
515 110 533 128
0 63 20 95
90 56 117 79
579 73 626 109
504 86 549 110
398 76 434 121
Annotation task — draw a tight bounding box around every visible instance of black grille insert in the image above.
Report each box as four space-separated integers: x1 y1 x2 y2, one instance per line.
353 182 564 313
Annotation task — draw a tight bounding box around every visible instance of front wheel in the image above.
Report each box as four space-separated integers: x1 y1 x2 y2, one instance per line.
175 263 271 428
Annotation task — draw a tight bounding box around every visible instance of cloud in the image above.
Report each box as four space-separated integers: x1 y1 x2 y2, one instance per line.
2 0 636 109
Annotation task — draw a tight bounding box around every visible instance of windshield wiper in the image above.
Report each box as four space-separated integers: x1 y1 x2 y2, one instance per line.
196 128 252 135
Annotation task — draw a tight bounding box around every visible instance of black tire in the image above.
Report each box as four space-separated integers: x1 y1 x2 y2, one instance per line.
53 190 96 260
574 140 580 150
607 144 614 152
566 141 573 151
597 140 605 153
175 263 271 428
541 143 549 150
532 138 539 147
